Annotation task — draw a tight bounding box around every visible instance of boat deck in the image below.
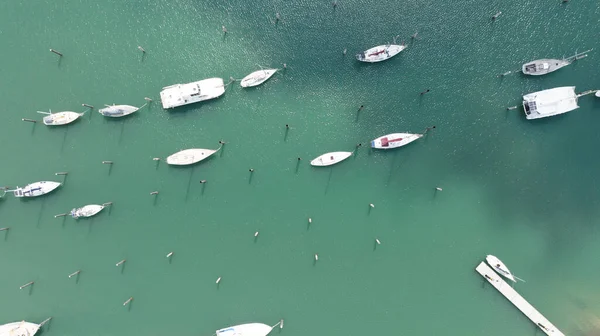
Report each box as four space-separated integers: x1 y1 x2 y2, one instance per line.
475 262 565 336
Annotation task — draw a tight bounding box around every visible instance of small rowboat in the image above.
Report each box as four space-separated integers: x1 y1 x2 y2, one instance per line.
240 69 278 87
166 146 221 166
38 110 85 126
71 204 105 219
0 321 41 336
99 104 142 117
216 321 282 336
310 151 353 166
10 181 61 198
486 255 523 283
371 133 422 149
356 44 407 63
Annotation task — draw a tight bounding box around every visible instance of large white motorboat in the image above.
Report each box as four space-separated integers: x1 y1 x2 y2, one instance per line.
371 133 423 149
71 204 105 219
240 69 278 88
99 104 140 117
160 78 225 109
356 44 406 63
11 181 61 198
0 321 41 336
522 86 579 120
486 255 517 282
310 151 353 166
216 322 280 336
166 146 221 166
38 110 85 126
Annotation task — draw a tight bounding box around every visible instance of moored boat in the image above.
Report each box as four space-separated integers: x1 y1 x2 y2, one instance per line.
160 78 225 109
240 69 278 87
356 44 406 63
371 133 422 149
216 321 281 336
99 104 140 117
0 321 41 336
38 110 85 126
310 151 353 166
166 146 221 166
71 204 105 219
522 86 578 120
486 255 516 282
522 49 592 76
11 181 61 198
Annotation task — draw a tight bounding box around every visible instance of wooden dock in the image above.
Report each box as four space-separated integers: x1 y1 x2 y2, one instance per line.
475 262 565 336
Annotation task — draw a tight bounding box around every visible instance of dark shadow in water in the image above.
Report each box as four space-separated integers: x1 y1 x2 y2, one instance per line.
155 160 160 170
28 122 37 135
59 215 67 228
254 234 259 243
153 193 159 206
28 283 34 296
201 183 207 195
306 220 311 231
324 167 333 194
36 199 47 228
367 205 373 215
60 126 69 153
373 240 378 251
219 143 227 158
57 56 63 68
385 150 401 185
2 229 9 241
284 127 290 142
140 52 146 63
75 271 81 284
295 159 301 174
222 32 228 42
248 170 254 184
184 167 195 202
165 98 223 118
168 254 174 264
127 299 133 312
120 262 126 275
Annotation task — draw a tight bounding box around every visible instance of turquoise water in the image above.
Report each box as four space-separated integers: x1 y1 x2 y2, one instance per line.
1 0 600 335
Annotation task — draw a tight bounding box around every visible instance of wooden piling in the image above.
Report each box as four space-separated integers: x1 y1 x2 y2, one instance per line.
19 281 34 290
49 49 63 56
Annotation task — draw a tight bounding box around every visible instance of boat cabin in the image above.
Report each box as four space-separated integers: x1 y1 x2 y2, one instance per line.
522 86 578 120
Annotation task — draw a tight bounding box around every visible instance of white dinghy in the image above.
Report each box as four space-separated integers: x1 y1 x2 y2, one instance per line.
10 181 61 198
240 69 278 88
38 109 86 126
166 145 222 166
310 151 353 167
71 204 105 219
486 255 524 283
99 101 149 117
216 321 282 336
0 321 41 336
356 44 406 63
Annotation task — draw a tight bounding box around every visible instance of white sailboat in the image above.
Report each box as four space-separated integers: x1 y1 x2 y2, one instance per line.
10 181 61 198
216 321 282 336
240 69 278 87
37 109 85 126
371 133 422 149
310 151 353 166
486 255 524 283
99 103 146 117
166 146 221 166
71 204 105 219
356 44 407 63
0 321 41 336
595 91 600 98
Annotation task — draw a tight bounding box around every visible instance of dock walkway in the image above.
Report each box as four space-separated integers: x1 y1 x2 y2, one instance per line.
475 261 565 336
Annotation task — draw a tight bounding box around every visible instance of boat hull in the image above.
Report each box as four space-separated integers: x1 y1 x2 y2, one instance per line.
371 133 422 149
99 105 139 117
486 255 516 282
522 59 569 76
356 44 406 63
42 112 81 125
310 151 353 166
216 323 272 336
166 148 219 165
13 181 61 198
0 321 40 336
241 69 277 87
71 204 105 218
522 86 578 120
160 78 225 109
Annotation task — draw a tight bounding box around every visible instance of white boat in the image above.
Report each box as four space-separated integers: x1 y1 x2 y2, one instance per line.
240 69 278 88
166 147 221 166
522 49 593 76
38 110 85 126
356 44 406 63
0 321 40 336
595 91 600 98
486 255 516 282
310 151 353 166
99 104 140 117
522 86 578 120
216 323 277 336
71 204 105 219
11 181 61 198
371 133 423 149
160 78 225 109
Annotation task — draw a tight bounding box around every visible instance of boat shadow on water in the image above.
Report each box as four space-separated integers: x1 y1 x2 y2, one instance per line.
102 113 141 144
164 98 224 118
